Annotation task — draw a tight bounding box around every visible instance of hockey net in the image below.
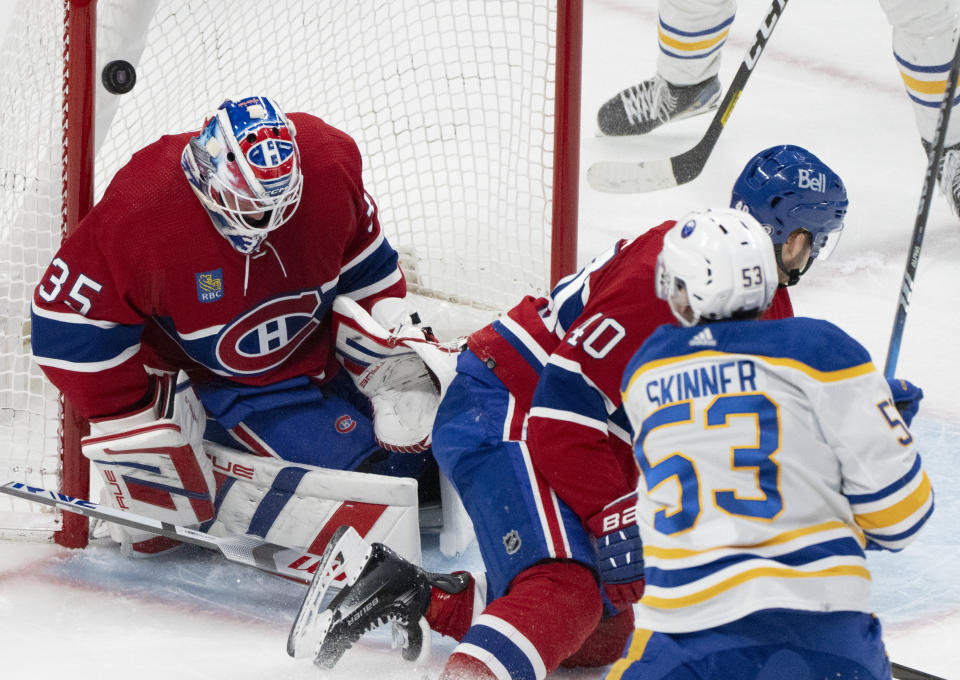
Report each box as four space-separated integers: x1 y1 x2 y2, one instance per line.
0 0 581 544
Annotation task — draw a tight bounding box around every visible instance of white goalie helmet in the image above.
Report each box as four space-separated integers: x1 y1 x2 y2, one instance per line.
180 96 303 254
656 208 778 327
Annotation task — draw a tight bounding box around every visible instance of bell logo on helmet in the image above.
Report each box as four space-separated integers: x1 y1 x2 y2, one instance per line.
797 168 826 192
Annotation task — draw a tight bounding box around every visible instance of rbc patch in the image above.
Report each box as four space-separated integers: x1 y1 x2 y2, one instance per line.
195 269 224 303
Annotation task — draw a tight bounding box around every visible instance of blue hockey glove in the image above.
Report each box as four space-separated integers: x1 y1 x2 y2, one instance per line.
887 378 924 427
586 492 645 612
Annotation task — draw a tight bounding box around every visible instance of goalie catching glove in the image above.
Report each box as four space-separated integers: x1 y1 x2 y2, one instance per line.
81 371 216 555
333 296 461 453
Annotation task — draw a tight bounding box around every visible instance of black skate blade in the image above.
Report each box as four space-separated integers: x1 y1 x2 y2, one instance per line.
287 525 372 659
392 616 431 665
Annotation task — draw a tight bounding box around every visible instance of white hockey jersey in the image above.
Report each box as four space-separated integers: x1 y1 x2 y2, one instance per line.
620 317 933 634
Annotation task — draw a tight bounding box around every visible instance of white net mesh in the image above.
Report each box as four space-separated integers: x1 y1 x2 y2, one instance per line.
0 0 567 537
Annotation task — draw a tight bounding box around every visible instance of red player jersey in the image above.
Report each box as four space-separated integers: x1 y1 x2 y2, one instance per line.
468 220 793 521
31 113 405 418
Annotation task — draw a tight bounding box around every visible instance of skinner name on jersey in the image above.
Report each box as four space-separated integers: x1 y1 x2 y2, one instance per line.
644 358 757 406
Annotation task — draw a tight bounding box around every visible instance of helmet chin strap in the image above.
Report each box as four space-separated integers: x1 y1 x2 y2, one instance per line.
773 244 813 287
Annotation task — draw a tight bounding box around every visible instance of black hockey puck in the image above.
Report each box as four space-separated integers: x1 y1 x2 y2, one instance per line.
101 59 136 95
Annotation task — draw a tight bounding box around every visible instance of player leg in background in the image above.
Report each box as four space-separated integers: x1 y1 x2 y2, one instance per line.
882 0 960 215
429 350 630 680
597 0 732 136
606 609 891 680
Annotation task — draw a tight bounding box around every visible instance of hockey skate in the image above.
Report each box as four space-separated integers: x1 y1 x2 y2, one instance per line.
925 138 960 217
597 74 721 136
287 525 469 669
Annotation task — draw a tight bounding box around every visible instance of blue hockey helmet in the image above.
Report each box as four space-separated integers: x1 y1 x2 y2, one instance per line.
181 96 303 254
730 145 848 284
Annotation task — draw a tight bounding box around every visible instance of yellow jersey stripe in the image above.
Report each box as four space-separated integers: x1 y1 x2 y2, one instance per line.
643 520 850 559
658 27 729 53
899 72 946 96
623 351 875 396
642 565 872 609
854 472 932 530
605 628 654 680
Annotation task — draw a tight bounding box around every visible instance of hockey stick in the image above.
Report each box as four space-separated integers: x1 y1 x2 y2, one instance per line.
892 661 948 680
587 0 788 194
0 480 319 584
883 34 960 378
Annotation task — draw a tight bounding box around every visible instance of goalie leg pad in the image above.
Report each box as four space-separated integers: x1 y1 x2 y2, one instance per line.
83 372 215 554
206 443 421 565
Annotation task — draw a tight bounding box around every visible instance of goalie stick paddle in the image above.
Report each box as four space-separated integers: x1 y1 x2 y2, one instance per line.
587 0 788 194
0 480 319 584
883 32 960 379
892 661 949 680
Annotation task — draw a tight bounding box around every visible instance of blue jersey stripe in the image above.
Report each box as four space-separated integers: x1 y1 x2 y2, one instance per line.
659 42 726 60
532 362 607 418
31 307 143 364
491 319 547 372
644 537 864 589
632 318 872 376
659 14 735 37
337 237 400 297
846 455 922 504
461 623 537 680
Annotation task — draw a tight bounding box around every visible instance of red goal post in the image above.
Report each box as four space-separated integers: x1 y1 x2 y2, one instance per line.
0 0 581 547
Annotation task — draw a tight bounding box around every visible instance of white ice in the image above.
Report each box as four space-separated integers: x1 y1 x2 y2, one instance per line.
1 0 958 678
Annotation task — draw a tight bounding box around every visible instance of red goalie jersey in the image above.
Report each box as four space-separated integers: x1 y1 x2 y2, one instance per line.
31 113 405 419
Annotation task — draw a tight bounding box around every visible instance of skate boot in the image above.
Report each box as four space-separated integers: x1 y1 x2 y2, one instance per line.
597 74 721 136
923 138 960 217
287 525 469 669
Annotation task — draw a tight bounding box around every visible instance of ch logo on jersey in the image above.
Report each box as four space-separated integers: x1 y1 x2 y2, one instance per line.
196 269 224 303
215 290 323 375
335 415 357 434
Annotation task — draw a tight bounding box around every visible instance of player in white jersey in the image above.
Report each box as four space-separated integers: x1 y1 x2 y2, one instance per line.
612 208 934 679
597 0 960 216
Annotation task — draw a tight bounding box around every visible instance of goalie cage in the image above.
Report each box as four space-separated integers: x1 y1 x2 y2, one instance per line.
0 0 582 546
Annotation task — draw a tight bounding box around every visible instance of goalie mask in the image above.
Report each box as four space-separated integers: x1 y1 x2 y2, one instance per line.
730 144 847 285
656 208 778 327
181 96 303 254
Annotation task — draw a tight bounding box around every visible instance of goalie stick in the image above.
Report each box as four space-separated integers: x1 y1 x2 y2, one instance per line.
586 0 788 194
0 480 320 584
892 661 948 680
883 31 960 378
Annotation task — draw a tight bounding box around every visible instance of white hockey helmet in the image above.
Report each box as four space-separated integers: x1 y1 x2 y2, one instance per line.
656 208 778 327
181 96 303 254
